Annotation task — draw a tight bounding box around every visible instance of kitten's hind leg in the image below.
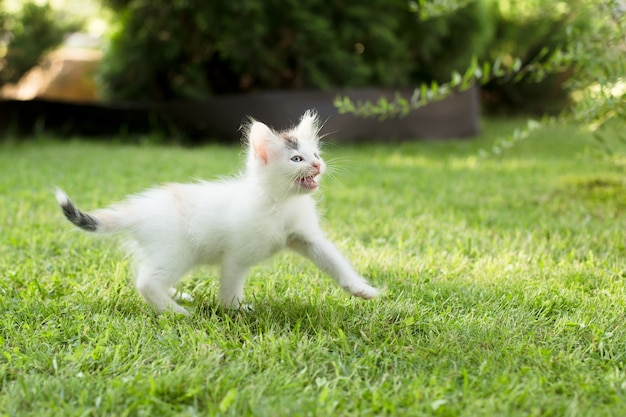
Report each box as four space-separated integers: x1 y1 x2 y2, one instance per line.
136 263 190 315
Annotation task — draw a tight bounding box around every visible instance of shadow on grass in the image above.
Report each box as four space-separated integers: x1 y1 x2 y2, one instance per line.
85 290 384 331
195 297 376 335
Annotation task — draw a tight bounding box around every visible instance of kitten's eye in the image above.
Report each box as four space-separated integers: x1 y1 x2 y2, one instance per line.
314 153 320 159
291 155 304 162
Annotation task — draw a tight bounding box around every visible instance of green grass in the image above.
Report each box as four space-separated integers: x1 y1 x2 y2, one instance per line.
1 119 626 416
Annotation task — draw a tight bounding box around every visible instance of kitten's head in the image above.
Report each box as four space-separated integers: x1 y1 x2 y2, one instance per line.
245 110 326 197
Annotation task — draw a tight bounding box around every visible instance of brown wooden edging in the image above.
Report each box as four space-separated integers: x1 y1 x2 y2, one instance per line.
0 87 480 143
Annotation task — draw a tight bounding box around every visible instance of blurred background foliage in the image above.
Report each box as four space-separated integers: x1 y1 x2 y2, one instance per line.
97 0 588 114
0 0 82 86
99 0 492 100
0 0 616 120
481 0 590 114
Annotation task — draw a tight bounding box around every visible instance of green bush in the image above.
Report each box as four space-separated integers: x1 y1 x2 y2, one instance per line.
100 0 495 100
0 1 81 87
404 0 495 83
480 0 591 114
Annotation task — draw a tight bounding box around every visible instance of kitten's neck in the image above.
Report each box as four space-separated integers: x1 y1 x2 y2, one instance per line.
243 169 303 207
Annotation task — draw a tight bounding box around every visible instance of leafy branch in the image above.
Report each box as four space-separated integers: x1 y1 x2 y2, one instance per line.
336 0 626 161
334 49 571 121
408 0 478 20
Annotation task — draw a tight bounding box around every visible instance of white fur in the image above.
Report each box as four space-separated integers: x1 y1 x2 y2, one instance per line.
58 111 379 315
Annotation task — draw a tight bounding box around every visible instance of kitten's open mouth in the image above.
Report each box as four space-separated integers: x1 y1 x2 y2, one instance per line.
297 175 318 190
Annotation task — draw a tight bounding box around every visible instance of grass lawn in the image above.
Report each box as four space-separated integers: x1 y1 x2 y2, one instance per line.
1 118 625 416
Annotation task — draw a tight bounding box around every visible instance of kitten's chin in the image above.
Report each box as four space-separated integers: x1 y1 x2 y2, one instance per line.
296 175 319 191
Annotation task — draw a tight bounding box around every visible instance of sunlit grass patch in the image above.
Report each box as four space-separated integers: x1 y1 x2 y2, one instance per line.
1 119 625 416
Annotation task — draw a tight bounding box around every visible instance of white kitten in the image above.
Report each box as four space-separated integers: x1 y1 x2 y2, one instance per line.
56 110 379 315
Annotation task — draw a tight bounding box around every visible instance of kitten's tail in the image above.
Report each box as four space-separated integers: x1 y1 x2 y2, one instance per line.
55 188 123 233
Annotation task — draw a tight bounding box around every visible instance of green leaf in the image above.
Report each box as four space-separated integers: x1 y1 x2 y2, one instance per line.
481 61 491 84
450 71 462 87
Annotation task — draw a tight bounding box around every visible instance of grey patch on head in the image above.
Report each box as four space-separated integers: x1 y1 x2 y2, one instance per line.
60 199 100 232
279 133 299 150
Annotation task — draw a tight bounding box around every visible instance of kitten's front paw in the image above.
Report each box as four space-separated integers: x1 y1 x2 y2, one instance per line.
347 283 380 300
221 302 254 313
219 296 253 312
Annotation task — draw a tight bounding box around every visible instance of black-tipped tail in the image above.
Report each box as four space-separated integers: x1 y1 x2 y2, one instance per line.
55 189 101 232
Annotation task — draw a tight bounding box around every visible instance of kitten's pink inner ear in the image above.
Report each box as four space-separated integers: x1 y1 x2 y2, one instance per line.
254 143 268 164
250 122 273 164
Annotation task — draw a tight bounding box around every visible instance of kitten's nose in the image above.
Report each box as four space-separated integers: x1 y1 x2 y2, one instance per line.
311 161 321 175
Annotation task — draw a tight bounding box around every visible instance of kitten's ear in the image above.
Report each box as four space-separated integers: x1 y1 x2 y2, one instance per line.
248 120 278 164
296 110 320 143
